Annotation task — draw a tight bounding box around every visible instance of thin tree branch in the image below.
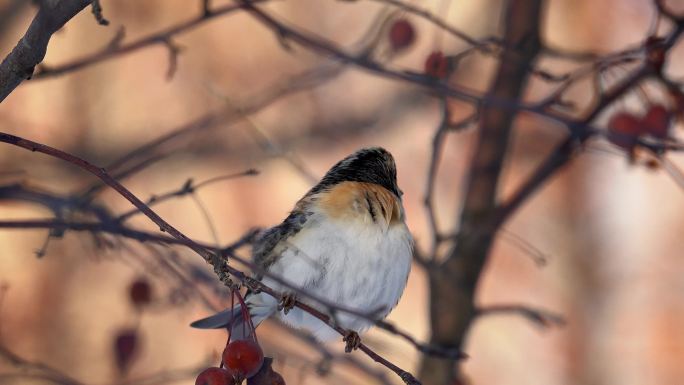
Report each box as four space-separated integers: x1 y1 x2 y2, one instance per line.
31 1 269 80
476 304 565 329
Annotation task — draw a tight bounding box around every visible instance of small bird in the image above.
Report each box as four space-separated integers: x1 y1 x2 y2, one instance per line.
191 147 413 351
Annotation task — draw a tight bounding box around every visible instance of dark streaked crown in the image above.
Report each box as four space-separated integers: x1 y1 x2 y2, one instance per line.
307 147 401 198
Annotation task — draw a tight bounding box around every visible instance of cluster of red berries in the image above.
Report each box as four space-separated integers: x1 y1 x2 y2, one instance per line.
607 104 672 150
195 338 272 385
196 291 284 385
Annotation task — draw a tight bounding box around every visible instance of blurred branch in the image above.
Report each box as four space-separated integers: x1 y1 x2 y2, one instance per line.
115 169 259 222
78 60 346 201
422 100 479 261
476 304 565 329
31 1 269 80
0 342 210 385
0 219 243 251
235 0 645 148
0 0 93 102
0 343 83 385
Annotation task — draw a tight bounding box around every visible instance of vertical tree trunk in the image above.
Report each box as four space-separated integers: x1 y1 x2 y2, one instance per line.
419 1 543 384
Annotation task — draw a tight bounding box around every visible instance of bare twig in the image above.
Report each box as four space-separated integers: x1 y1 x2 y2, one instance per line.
477 305 565 328
32 1 269 80
115 170 258 222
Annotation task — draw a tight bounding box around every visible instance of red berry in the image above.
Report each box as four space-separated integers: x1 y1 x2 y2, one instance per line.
223 340 264 379
424 51 449 79
195 367 236 385
389 19 415 50
607 112 641 149
114 329 139 373
642 104 671 138
129 278 152 307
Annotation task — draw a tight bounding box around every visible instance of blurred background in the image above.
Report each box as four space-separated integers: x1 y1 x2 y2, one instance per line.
1 0 684 384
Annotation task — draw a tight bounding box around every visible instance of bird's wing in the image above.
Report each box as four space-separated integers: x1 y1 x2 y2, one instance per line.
252 209 311 279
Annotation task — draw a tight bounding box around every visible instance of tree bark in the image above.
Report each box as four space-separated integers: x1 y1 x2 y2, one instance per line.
418 1 543 384
0 0 93 103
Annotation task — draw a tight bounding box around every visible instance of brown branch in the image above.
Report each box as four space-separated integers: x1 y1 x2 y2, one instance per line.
418 2 543 384
0 0 93 102
476 304 565 329
31 1 267 80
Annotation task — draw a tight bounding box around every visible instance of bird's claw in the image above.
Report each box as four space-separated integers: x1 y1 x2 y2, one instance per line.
278 292 296 315
343 331 361 353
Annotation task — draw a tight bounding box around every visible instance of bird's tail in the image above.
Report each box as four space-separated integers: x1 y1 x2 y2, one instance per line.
190 292 276 341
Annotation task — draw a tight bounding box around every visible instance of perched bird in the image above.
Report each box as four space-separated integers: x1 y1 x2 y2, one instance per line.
191 147 413 351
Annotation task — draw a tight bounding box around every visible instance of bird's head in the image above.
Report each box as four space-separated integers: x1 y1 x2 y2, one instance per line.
309 147 402 199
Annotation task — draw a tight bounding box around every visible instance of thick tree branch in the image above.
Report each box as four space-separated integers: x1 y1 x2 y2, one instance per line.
0 0 93 103
418 1 543 384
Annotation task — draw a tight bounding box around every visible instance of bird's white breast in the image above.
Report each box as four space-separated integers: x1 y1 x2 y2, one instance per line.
264 205 413 341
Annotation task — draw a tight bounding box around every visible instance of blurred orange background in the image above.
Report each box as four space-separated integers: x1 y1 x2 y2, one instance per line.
1 1 684 384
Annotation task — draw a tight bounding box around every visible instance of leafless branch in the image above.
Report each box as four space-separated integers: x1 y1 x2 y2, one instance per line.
476 305 565 329
0 0 94 102
31 1 269 80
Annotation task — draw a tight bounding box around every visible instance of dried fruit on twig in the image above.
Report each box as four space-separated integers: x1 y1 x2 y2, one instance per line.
129 277 152 308
195 367 236 385
113 328 139 374
223 339 264 379
388 19 415 51
607 112 641 150
642 104 671 139
424 51 449 79
645 36 667 72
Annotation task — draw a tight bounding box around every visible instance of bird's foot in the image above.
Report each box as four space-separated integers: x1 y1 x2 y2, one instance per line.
277 292 297 315
343 331 361 353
